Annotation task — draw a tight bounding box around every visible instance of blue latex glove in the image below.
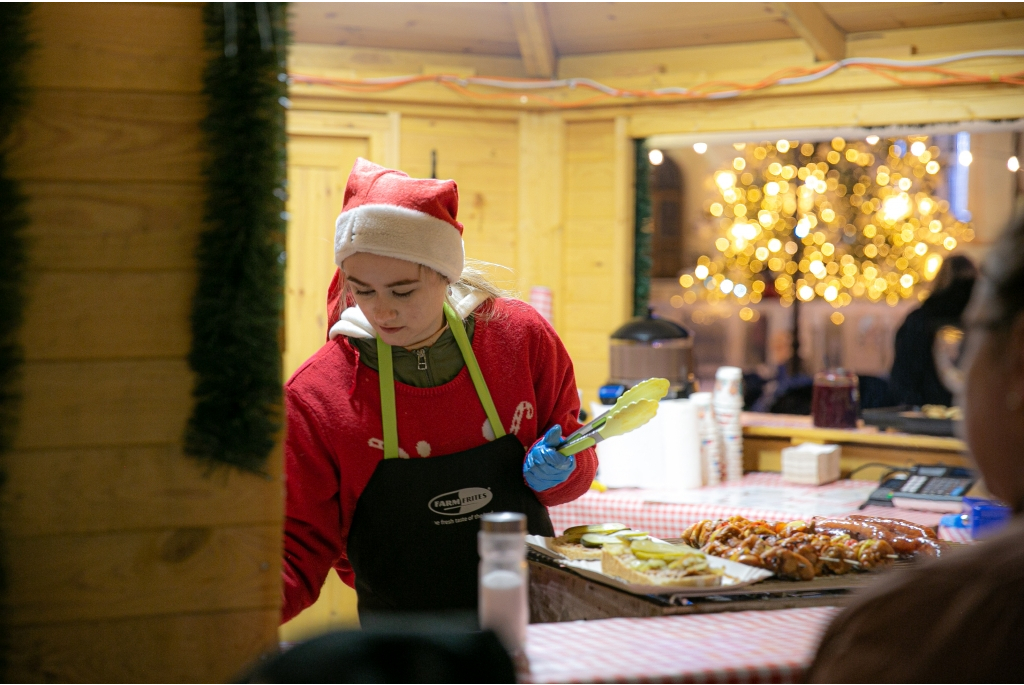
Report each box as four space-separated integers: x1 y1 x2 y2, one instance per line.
523 425 576 492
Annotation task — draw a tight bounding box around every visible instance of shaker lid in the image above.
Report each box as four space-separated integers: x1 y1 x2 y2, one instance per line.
715 366 742 380
611 308 690 342
481 512 526 532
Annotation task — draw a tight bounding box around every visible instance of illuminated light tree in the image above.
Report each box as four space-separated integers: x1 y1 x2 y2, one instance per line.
679 136 974 315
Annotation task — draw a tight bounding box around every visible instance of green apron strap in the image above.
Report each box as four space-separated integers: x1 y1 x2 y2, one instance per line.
444 302 506 440
377 303 505 459
377 336 400 459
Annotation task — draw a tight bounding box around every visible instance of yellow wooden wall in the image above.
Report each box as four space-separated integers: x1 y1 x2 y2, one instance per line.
3 4 282 681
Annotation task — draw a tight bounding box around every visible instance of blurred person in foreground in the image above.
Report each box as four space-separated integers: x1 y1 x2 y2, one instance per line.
889 254 977 407
808 214 1024 681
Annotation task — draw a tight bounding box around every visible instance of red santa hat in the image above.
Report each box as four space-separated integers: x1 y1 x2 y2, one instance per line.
334 158 465 283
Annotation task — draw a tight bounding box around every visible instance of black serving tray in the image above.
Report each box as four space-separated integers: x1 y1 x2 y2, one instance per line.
862 406 960 438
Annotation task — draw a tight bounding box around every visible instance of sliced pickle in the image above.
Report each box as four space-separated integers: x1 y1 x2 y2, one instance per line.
604 542 627 556
580 533 626 548
561 523 628 543
631 539 700 560
645 558 667 569
669 557 708 572
612 529 650 539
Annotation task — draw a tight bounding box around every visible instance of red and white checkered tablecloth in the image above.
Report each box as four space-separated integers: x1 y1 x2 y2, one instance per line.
521 606 840 684
549 473 942 539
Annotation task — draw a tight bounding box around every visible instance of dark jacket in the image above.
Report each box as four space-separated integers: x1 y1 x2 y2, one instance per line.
889 278 974 407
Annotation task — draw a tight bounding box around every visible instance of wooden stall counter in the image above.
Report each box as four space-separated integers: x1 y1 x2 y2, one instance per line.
529 551 882 624
742 412 969 481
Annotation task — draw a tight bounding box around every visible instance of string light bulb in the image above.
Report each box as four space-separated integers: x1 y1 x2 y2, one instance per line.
1010 156 1021 172
693 142 708 154
648 149 664 165
679 136 973 309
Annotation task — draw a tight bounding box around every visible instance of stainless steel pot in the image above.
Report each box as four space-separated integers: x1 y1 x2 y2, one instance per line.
603 310 695 402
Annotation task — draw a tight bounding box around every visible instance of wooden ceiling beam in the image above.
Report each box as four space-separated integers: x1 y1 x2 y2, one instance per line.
509 2 557 78
775 2 846 62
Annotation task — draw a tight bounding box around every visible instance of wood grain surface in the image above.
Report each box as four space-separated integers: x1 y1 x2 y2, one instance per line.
6 8 282 677
15 360 193 450
21 271 195 360
1 445 282 537
27 2 205 93
9 90 203 183
5 609 279 683
24 181 202 271
6 524 281 625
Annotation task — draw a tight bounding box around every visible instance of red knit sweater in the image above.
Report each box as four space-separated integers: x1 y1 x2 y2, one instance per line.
282 298 597 622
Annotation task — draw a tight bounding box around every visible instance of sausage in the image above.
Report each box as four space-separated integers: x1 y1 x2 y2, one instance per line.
848 515 937 540
912 537 946 558
814 517 894 543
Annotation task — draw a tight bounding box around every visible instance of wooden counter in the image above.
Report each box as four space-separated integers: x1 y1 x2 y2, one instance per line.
528 557 858 623
741 413 970 481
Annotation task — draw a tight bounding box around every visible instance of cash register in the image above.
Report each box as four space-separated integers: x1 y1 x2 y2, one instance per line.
862 465 975 513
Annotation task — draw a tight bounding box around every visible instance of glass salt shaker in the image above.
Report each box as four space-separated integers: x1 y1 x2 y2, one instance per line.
478 512 528 653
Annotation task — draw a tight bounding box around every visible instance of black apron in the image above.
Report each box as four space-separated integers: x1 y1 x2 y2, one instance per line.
346 303 554 617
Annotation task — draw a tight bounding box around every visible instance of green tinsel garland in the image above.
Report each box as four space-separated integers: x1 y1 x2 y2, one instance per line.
0 3 31 462
0 3 32 672
632 139 653 316
185 3 289 472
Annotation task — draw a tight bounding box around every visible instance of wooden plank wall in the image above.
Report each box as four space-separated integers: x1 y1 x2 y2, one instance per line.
3 4 282 681
561 119 632 403
400 115 521 290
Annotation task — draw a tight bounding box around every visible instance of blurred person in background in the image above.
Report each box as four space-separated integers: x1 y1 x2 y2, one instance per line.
808 215 1024 681
889 255 977 407
751 329 813 414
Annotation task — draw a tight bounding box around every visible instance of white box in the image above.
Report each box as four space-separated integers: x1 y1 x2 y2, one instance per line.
781 443 842 485
590 400 703 490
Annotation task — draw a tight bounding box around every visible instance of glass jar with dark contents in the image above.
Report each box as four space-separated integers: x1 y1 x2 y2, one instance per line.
812 369 859 428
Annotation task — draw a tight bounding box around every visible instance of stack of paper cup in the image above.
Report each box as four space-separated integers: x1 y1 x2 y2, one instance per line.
689 392 721 486
713 366 744 482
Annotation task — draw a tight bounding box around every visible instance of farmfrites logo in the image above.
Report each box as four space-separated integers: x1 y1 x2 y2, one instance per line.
428 487 492 516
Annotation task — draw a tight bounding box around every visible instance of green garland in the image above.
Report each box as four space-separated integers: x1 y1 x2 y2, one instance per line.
185 3 289 473
0 3 32 672
0 3 31 462
632 139 653 316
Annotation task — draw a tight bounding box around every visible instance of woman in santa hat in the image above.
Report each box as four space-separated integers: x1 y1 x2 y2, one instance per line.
281 159 597 622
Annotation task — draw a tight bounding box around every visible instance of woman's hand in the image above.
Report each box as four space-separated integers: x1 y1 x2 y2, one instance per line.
523 425 576 492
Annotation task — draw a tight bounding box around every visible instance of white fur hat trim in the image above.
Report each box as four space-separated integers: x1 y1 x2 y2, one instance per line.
335 204 465 284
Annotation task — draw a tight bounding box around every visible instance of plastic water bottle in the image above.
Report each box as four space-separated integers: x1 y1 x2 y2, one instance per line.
478 512 528 653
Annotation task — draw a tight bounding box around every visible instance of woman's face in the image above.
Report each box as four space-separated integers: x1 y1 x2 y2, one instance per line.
960 279 1024 507
342 252 448 348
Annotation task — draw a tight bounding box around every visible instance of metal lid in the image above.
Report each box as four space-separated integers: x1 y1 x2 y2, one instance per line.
611 309 690 342
481 512 526 532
